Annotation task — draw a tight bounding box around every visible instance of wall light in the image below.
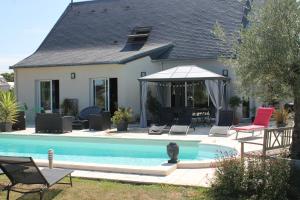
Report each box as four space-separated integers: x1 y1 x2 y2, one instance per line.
71 72 76 79
222 69 228 77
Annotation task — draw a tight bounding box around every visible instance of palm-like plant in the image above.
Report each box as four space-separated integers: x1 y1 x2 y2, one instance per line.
111 107 133 125
0 91 18 124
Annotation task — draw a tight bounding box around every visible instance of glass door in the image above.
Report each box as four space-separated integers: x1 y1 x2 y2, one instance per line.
38 80 60 113
92 79 109 111
40 81 52 113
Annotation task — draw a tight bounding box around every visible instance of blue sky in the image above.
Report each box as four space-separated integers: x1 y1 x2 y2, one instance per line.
0 0 85 73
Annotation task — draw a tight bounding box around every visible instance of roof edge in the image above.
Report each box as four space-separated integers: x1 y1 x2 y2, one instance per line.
10 43 173 69
118 43 173 64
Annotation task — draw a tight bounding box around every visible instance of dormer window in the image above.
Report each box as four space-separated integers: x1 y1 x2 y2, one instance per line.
122 27 152 51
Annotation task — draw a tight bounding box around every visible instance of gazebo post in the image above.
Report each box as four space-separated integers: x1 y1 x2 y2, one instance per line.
184 82 187 107
139 80 148 128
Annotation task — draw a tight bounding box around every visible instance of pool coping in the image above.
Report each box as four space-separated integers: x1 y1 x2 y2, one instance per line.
0 132 236 175
1 131 203 142
35 159 177 176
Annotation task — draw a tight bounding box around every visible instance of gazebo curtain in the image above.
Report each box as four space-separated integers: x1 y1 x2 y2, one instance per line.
205 80 225 124
140 80 226 127
140 81 148 128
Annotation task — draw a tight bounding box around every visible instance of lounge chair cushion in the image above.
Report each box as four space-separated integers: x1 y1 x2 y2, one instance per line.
209 126 231 135
234 125 265 132
253 107 274 126
149 125 166 134
41 168 73 186
169 125 189 134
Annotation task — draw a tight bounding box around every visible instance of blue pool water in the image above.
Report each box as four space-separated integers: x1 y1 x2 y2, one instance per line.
0 134 236 166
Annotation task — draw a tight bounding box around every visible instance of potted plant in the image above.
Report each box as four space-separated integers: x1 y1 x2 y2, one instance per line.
111 107 133 131
229 96 242 125
61 99 78 117
0 91 19 132
274 107 289 127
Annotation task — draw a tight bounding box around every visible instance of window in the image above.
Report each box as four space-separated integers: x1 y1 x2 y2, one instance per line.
37 80 60 113
90 78 118 113
122 27 152 51
91 78 109 111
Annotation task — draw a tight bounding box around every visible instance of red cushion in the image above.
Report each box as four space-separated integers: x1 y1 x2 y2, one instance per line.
234 125 265 131
253 107 274 127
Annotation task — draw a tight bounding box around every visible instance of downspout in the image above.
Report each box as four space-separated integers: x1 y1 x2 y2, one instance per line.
14 69 18 100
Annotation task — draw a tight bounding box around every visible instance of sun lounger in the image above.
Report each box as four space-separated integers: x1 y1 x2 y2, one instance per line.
234 107 274 139
209 110 234 136
148 125 167 135
0 156 73 200
169 125 190 135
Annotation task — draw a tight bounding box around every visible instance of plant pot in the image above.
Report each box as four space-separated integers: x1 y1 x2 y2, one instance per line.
276 122 287 128
117 120 128 132
233 117 240 125
0 122 12 132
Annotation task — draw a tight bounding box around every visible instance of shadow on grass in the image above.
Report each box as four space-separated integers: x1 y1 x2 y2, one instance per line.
16 189 62 200
289 168 300 200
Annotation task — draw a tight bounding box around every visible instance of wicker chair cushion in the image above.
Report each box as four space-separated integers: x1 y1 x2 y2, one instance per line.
78 106 101 120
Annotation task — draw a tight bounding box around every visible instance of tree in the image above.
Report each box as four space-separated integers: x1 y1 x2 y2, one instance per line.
214 0 300 158
1 72 14 82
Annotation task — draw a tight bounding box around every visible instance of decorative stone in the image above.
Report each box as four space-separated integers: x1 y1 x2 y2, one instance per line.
167 142 179 163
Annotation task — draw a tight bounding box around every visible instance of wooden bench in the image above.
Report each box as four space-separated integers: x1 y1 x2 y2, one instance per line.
239 127 293 158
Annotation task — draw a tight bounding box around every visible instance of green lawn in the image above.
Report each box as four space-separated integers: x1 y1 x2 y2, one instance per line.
0 176 211 200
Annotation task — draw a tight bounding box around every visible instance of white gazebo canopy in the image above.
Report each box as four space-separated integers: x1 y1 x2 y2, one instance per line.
138 65 229 128
138 65 228 82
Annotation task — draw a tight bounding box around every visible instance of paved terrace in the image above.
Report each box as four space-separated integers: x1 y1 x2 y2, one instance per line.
6 125 267 187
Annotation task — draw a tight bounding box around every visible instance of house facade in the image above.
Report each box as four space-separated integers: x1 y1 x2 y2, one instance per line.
11 0 252 122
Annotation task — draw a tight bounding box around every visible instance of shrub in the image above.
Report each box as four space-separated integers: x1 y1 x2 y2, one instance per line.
229 96 242 110
211 155 290 200
146 91 161 121
111 107 133 125
0 91 19 124
274 107 289 127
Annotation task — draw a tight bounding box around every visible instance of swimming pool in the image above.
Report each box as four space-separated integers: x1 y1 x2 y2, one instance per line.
0 134 236 167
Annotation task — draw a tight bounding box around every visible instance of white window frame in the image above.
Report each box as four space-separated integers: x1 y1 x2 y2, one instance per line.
36 80 53 113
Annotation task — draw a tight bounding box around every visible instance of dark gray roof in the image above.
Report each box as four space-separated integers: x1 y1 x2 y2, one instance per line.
12 0 246 68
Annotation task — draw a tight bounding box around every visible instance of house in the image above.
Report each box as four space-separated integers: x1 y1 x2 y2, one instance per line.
0 75 11 91
11 0 252 122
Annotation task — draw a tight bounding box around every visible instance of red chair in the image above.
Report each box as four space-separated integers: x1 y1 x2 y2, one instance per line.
234 107 274 139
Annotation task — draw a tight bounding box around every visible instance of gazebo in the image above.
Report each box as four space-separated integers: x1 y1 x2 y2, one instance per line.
138 65 229 128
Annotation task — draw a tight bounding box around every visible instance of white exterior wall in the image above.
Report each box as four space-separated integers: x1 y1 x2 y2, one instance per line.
14 56 160 122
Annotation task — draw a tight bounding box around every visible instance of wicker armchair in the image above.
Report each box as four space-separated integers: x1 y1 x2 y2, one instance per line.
89 111 111 131
35 113 73 133
73 106 102 129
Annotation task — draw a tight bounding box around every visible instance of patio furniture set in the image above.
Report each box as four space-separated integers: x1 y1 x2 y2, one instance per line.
148 107 214 135
149 107 275 136
209 107 275 139
35 106 111 133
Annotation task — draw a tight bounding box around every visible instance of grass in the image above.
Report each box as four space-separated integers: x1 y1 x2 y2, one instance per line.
0 176 211 200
